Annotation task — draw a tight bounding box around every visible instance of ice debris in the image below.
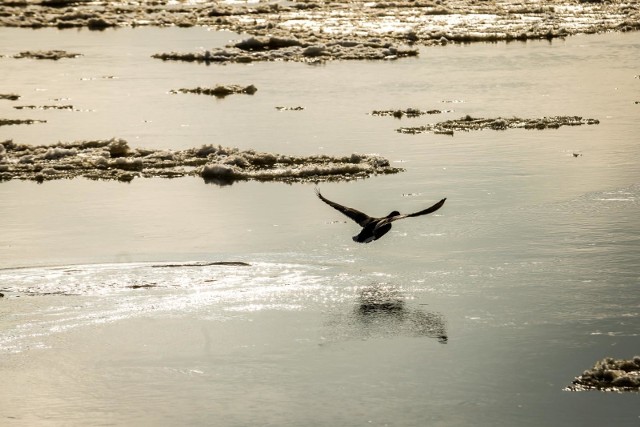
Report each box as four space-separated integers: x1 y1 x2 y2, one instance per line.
276 106 305 111
566 356 640 392
0 118 47 126
12 50 82 60
152 36 418 64
169 84 257 98
0 139 402 183
371 108 452 119
397 115 600 135
152 261 251 268
14 105 74 110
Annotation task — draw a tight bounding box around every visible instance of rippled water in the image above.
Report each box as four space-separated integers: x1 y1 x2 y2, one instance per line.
1 28 639 426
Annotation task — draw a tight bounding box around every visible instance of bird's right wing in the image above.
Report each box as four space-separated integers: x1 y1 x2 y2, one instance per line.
315 189 372 226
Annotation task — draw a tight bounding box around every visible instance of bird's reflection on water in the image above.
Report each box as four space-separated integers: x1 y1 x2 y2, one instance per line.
357 285 406 315
326 284 448 344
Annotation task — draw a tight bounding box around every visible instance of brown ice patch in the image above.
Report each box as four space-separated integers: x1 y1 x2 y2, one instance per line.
396 115 600 135
0 138 402 184
566 356 640 392
0 94 21 101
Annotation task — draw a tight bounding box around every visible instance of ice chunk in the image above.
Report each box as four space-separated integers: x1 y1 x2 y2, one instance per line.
44 147 77 160
108 138 130 157
567 356 640 392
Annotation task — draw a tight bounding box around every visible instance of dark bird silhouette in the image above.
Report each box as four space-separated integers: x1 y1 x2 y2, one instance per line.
315 189 446 243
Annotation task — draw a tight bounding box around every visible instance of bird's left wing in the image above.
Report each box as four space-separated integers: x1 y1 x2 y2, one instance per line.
392 198 446 221
315 189 372 226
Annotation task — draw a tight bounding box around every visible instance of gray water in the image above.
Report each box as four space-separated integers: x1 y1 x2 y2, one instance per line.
0 27 639 426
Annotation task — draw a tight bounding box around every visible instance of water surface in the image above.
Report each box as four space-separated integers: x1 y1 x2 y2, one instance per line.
1 28 639 426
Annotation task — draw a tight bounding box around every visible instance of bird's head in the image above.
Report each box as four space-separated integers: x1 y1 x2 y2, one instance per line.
387 210 401 218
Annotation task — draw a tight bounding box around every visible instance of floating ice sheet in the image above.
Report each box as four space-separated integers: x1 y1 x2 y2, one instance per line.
0 139 402 183
396 115 600 135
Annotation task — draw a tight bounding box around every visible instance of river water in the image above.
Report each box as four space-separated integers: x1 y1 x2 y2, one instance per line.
0 28 639 426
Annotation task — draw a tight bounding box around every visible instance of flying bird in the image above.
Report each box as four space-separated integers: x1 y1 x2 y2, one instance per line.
315 189 446 243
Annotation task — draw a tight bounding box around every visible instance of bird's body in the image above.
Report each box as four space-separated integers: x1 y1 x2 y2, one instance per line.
315 189 446 243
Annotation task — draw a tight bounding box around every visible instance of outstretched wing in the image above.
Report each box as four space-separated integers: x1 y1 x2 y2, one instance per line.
315 189 372 226
392 198 446 221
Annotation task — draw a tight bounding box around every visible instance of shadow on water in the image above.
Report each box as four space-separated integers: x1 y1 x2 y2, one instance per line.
326 284 448 344
203 176 237 186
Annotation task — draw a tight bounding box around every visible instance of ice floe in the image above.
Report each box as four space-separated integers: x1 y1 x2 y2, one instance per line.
14 104 74 110
396 115 600 135
12 50 82 60
0 139 402 183
153 36 418 64
0 93 20 101
371 108 452 118
567 356 640 392
169 84 257 98
276 106 305 111
0 118 47 126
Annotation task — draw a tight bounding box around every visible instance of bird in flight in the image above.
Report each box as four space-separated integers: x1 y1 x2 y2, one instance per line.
315 189 446 243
